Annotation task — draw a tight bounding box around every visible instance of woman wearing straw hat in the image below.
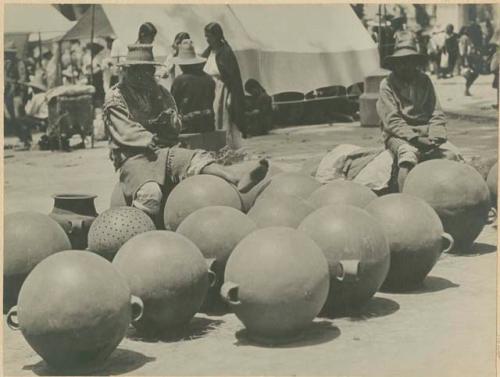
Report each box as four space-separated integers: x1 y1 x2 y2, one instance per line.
103 44 268 226
171 39 215 133
376 33 462 191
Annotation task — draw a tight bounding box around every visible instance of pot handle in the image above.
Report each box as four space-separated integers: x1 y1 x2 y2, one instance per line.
130 295 144 323
441 233 455 254
335 260 360 282
68 219 83 234
486 207 497 225
6 306 20 331
205 258 217 288
220 281 241 306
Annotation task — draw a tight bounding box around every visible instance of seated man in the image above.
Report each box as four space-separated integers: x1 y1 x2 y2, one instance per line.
376 34 462 191
103 44 267 226
171 40 215 134
244 79 273 136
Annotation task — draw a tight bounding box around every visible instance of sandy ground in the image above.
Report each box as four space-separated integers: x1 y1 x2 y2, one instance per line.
3 74 498 376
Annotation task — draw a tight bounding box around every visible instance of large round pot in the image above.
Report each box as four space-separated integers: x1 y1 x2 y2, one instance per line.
221 227 329 344
177 206 257 312
403 160 493 251
113 231 215 334
164 175 242 231
87 206 156 260
49 193 98 249
299 205 390 316
224 162 283 212
248 193 314 228
308 180 377 209
4 211 71 312
257 172 321 202
6 251 143 372
366 194 454 291
486 162 497 208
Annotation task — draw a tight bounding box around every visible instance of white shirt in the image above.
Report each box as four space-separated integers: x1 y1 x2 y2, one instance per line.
203 51 220 77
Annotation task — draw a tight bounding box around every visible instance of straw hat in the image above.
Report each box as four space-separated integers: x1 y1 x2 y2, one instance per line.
172 39 206 66
26 75 47 92
117 44 165 66
384 32 426 67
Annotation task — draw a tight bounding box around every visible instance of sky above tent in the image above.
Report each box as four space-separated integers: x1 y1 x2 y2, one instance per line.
4 4 74 34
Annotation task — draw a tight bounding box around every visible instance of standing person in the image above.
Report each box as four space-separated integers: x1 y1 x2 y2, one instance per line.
376 35 462 191
244 79 273 136
158 32 191 89
171 40 215 134
468 19 483 50
458 26 472 72
4 41 31 149
202 22 246 149
103 43 268 225
443 24 459 77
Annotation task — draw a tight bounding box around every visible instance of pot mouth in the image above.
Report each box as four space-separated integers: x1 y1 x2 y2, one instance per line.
52 193 97 200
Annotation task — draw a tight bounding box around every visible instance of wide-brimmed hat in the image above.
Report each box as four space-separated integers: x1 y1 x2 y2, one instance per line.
117 44 165 66
384 32 426 67
4 41 17 54
172 39 206 66
26 74 47 92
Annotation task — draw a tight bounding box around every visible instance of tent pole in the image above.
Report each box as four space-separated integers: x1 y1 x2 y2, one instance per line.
38 32 43 69
378 5 382 66
89 4 95 86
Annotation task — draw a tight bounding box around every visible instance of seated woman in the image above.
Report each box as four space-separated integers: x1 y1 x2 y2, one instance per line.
376 33 462 191
103 44 267 226
244 79 273 136
171 40 215 134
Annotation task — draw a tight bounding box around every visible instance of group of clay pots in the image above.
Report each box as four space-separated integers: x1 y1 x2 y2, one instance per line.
3 158 497 372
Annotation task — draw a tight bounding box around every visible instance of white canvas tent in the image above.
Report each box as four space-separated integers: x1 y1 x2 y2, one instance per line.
60 4 379 94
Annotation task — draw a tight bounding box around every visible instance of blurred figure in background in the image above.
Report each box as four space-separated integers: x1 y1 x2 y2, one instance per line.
244 79 273 136
159 32 191 89
136 22 157 44
458 26 472 73
443 24 459 77
171 39 215 133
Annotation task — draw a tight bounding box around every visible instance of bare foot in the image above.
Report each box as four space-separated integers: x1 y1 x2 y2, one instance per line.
237 159 269 193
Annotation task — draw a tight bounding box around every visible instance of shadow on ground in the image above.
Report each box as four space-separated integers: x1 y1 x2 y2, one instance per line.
23 348 154 376
126 316 224 343
234 320 340 349
346 297 401 321
381 276 460 295
449 242 497 256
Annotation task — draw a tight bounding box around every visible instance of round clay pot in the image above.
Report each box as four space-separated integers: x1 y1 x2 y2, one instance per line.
4 211 71 313
403 160 493 251
257 172 322 202
87 206 156 260
113 231 215 334
248 193 314 228
486 162 497 208
6 251 143 372
366 194 454 291
308 180 377 209
221 227 329 344
164 175 242 231
177 206 257 312
299 205 390 316
49 193 98 249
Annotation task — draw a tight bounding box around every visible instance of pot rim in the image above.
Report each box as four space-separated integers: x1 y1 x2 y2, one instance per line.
52 193 97 200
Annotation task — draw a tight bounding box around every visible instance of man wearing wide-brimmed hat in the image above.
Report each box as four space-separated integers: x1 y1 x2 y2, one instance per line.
171 39 215 133
103 43 268 226
376 33 462 191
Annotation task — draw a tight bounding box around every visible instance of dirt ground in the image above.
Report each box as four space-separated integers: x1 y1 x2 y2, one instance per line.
3 74 498 376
